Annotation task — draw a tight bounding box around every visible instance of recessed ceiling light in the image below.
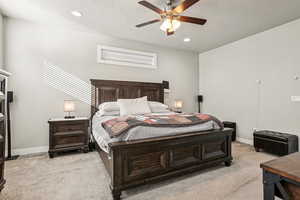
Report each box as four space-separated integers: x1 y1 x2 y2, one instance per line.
71 11 82 17
184 38 191 42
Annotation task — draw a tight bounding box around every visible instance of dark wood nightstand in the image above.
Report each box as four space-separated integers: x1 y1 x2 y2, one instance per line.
48 117 90 158
223 121 236 141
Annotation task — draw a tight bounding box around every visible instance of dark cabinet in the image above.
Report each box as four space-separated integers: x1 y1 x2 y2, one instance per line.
0 71 10 192
0 119 5 192
223 121 236 141
48 118 90 158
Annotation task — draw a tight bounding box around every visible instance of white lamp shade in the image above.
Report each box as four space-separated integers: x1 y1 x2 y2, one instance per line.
64 100 75 112
174 100 183 109
160 19 181 32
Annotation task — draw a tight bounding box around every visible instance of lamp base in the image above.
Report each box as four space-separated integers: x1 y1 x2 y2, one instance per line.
64 116 75 119
171 108 182 113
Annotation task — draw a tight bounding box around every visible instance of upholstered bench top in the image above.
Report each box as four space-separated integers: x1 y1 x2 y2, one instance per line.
254 130 298 142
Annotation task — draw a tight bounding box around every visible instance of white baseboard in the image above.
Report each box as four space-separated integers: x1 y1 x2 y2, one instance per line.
12 146 49 156
236 137 253 145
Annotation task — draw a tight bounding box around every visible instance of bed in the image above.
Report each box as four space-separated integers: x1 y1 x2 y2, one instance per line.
90 79 233 200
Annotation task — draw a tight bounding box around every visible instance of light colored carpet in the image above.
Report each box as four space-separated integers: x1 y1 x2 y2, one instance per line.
0 142 276 200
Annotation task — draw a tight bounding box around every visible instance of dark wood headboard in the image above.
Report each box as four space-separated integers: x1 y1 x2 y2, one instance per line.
90 79 164 117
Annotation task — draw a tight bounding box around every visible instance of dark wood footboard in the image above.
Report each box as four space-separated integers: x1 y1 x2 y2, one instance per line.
96 128 233 200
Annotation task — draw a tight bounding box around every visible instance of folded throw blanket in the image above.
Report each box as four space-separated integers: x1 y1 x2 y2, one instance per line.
102 113 224 138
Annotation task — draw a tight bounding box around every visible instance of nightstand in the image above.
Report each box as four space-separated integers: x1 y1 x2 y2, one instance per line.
48 117 89 158
223 121 236 141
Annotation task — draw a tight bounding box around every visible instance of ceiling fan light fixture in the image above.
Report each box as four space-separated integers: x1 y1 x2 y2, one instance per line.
160 18 181 32
136 0 206 36
71 10 83 17
184 38 191 42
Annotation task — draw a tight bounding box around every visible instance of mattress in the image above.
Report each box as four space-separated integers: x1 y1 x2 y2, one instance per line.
92 112 220 153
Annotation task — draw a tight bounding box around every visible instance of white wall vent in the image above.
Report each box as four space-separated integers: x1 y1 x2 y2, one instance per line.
97 45 157 69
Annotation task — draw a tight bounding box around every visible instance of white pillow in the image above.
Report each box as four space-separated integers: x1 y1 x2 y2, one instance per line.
149 101 168 108
96 110 120 117
118 96 151 116
149 101 168 109
150 107 170 113
98 102 119 112
148 101 169 113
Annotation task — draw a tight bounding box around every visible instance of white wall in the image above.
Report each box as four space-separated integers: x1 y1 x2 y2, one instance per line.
199 18 300 144
4 18 199 152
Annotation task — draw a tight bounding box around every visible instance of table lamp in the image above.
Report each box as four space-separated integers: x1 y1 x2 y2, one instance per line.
64 100 75 119
174 100 183 113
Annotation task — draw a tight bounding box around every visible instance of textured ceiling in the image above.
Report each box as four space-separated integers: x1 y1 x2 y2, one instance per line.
1 0 300 52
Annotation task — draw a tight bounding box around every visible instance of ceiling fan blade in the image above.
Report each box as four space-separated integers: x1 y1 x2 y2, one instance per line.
167 29 175 36
136 19 161 28
138 1 164 14
178 16 207 25
173 0 199 14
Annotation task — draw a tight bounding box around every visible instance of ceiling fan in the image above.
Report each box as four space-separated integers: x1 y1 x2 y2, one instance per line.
136 0 207 36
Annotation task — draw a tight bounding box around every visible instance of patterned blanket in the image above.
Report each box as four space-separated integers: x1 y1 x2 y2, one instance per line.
102 113 224 138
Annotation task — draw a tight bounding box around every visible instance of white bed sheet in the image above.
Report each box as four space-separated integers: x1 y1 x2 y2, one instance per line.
92 112 220 153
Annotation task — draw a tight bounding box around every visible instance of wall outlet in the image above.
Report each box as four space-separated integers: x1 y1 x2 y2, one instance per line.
291 96 300 102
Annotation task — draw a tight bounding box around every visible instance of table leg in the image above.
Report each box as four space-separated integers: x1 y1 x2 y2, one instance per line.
263 170 280 200
263 182 275 200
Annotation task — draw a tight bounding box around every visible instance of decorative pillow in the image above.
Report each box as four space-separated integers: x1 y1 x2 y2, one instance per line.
118 96 151 116
98 102 119 112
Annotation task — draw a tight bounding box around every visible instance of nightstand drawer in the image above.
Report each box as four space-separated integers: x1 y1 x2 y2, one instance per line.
54 123 85 132
54 134 86 149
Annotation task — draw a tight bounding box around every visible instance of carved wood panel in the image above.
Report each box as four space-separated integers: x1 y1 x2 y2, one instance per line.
170 145 201 167
202 140 227 160
120 87 141 99
98 86 120 103
124 151 168 182
141 88 161 102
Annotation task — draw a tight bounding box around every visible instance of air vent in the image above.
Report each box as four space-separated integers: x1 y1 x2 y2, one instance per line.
97 45 157 69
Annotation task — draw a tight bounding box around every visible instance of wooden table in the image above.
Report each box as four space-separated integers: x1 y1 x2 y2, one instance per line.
261 152 300 200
